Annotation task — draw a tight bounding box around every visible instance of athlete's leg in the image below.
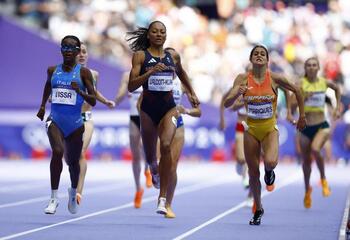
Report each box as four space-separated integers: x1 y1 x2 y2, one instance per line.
47 122 65 191
311 128 330 180
244 132 261 210
166 127 184 206
261 129 279 191
140 111 159 183
77 120 93 195
65 125 84 189
312 128 331 196
299 133 312 191
158 108 178 200
130 120 143 190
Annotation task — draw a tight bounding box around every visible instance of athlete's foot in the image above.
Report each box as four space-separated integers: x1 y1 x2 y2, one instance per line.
134 188 144 209
76 193 82 205
165 205 176 218
68 188 78 214
304 187 312 209
245 197 254 208
249 208 264 225
44 198 59 214
264 169 275 192
242 174 249 189
144 170 152 188
321 179 331 197
156 197 167 215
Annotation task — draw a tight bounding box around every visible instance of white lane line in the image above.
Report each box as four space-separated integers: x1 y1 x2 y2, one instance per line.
0 182 131 209
0 182 47 193
338 190 350 240
0 176 234 240
172 172 302 240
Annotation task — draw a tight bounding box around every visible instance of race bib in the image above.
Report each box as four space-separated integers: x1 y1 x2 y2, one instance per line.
305 92 325 108
148 72 173 91
51 88 77 105
247 102 273 119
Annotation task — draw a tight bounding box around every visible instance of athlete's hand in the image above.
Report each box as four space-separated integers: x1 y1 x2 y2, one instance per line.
37 106 45 121
176 105 187 114
219 118 226 131
238 85 248 95
189 93 200 108
71 81 80 93
296 115 306 131
286 112 296 125
303 92 313 101
105 100 116 109
333 107 341 120
150 63 168 73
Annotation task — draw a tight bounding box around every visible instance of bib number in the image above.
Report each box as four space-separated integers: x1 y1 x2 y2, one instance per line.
247 102 273 119
52 88 77 105
305 92 325 108
148 72 173 91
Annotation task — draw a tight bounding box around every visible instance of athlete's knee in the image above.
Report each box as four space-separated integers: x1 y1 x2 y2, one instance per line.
160 141 172 155
52 146 64 159
311 147 321 156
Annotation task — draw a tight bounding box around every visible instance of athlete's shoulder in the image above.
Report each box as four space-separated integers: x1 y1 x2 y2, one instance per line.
47 66 56 75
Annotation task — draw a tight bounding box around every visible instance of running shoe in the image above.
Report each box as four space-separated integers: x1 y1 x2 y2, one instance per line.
134 188 144 209
156 197 167 215
321 179 331 197
236 163 244 176
245 197 254 208
144 169 152 188
44 198 59 214
264 169 275 192
68 188 78 214
304 187 312 209
76 193 82 205
249 208 264 225
165 206 176 218
151 172 160 189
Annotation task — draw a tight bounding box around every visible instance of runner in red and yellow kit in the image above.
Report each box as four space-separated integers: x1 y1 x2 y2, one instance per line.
224 45 306 225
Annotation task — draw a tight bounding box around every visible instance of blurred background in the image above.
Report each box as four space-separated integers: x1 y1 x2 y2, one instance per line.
0 0 350 163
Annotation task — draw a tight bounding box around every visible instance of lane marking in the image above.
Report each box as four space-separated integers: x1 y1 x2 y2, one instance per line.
173 172 301 240
338 190 350 240
0 176 234 240
0 182 131 209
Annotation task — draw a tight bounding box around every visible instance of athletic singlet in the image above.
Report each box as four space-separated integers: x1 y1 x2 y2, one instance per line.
129 87 142 116
244 71 277 120
172 77 184 128
50 64 85 137
243 71 278 141
172 77 183 106
140 50 176 125
302 77 327 113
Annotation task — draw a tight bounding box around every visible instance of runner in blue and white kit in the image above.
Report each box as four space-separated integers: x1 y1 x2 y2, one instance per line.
37 35 96 215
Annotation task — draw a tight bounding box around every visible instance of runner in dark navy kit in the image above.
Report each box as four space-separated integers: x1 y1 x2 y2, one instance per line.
126 21 200 215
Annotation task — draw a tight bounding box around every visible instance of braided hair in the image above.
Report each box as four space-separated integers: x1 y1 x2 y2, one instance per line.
126 21 166 52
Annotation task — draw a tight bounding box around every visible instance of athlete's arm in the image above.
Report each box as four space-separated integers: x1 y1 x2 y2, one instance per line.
224 74 247 108
219 90 230 130
272 72 306 130
114 71 129 106
75 67 96 106
169 49 200 108
37 66 55 121
92 70 115 108
128 51 168 92
326 80 341 119
179 87 201 117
